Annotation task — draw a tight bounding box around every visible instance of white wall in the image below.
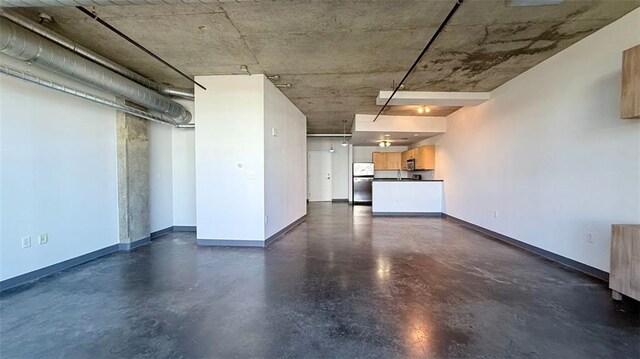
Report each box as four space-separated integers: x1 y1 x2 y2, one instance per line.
307 138 350 199
264 80 307 238
172 126 196 227
149 122 173 232
148 98 196 231
0 56 119 281
195 75 266 241
435 9 640 272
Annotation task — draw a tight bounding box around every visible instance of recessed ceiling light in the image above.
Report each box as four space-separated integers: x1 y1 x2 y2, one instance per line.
417 106 424 114
413 134 419 137
384 134 390 137
424 106 431 113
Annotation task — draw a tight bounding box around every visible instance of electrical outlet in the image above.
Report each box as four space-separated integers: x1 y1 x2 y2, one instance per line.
264 215 269 224
22 236 31 248
493 210 499 218
587 232 594 244
38 233 48 245
248 172 256 179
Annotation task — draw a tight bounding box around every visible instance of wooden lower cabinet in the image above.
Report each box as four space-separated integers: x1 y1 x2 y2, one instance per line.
610 224 640 301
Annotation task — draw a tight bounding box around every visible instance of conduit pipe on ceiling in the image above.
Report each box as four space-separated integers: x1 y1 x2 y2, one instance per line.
0 64 179 126
0 17 191 124
0 9 195 100
0 0 212 6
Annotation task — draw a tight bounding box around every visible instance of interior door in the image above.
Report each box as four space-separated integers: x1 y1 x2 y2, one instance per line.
308 151 332 202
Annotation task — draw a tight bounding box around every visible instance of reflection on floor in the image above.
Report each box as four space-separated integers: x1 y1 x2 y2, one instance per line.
1 203 638 358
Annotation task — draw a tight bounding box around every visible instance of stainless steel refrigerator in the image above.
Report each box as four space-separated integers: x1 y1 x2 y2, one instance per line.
353 162 374 205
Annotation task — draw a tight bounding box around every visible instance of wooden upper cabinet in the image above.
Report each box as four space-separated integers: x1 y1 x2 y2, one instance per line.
386 152 402 170
374 147 433 170
401 150 409 170
372 152 386 170
622 44 640 119
415 145 435 170
372 152 402 170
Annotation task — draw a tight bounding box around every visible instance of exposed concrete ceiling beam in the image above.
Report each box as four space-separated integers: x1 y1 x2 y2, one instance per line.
376 91 490 107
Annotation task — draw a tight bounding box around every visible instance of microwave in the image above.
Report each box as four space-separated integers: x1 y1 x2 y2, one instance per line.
407 159 415 171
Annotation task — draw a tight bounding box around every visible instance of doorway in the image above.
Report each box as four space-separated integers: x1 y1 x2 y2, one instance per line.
308 151 332 202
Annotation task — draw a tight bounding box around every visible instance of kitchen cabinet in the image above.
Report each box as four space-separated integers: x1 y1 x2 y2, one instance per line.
400 145 434 170
610 224 640 301
401 150 411 170
415 145 435 170
372 152 402 170
401 148 417 170
621 44 640 119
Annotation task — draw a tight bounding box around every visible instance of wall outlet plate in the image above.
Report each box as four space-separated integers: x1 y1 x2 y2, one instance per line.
587 232 594 244
39 233 48 244
22 236 31 248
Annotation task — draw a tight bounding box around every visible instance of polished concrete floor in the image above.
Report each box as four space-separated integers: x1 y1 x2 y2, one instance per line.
1 203 638 358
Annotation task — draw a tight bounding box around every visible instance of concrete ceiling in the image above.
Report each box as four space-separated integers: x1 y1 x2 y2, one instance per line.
14 0 640 133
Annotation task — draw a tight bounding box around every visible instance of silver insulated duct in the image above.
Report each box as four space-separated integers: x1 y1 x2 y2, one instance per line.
0 17 191 124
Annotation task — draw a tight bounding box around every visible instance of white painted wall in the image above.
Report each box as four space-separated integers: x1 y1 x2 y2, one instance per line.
148 97 196 231
435 9 640 272
172 127 196 227
0 56 119 281
307 138 350 199
195 75 265 241
264 80 307 238
149 122 173 232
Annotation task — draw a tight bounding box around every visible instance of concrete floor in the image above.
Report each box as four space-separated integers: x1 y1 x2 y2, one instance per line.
1 203 638 358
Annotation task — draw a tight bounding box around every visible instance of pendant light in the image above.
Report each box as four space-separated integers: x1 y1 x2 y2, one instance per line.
341 119 349 146
329 143 335 153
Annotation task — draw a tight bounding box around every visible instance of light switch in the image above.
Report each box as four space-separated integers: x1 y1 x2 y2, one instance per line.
271 128 277 137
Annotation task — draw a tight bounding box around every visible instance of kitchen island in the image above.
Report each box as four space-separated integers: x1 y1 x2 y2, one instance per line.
372 179 443 216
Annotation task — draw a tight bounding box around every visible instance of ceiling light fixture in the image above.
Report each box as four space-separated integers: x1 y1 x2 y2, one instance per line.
329 143 335 153
275 83 292 89
417 106 430 114
379 140 391 148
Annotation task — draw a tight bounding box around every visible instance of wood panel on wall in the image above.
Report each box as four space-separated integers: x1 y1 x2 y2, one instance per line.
610 224 640 301
621 44 640 119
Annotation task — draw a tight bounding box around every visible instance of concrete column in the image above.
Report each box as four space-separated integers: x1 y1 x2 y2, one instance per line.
116 110 150 249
